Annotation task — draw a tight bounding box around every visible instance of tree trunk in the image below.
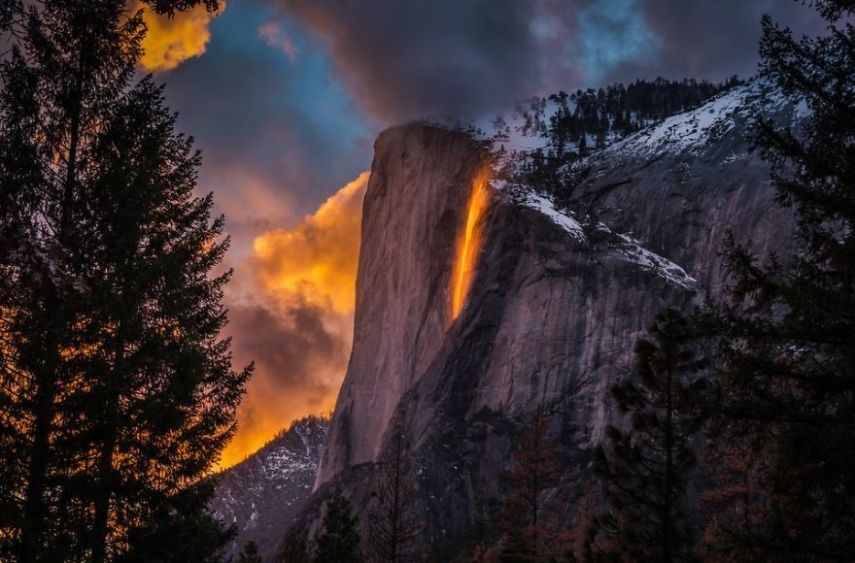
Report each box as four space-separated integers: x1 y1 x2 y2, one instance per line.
21 46 85 562
21 337 59 563
91 323 125 563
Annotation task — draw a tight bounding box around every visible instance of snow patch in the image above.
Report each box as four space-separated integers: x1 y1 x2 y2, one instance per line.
520 191 586 242
609 231 697 290
498 184 696 290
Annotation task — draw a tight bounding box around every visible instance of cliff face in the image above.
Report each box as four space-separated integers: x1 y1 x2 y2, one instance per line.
316 126 486 484
308 84 797 554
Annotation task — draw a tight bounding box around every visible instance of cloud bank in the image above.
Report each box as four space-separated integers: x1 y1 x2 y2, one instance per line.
270 0 825 120
219 172 369 467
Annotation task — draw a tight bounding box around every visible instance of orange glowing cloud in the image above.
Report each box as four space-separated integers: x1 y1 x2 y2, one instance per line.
218 172 369 468
253 172 369 315
134 1 224 72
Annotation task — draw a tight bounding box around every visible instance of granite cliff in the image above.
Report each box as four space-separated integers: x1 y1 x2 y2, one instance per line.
293 83 798 558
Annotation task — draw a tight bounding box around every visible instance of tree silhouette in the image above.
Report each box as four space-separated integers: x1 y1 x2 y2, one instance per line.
366 422 420 562
0 1 248 560
589 309 707 562
700 1 855 559
498 408 562 561
238 541 263 563
315 488 364 563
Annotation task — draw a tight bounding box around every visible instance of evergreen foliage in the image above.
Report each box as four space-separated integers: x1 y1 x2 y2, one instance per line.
0 0 249 560
509 77 742 197
700 1 855 559
314 488 364 563
498 409 562 562
366 422 420 562
498 526 535 563
589 309 707 563
114 493 235 563
238 541 263 563
279 530 311 563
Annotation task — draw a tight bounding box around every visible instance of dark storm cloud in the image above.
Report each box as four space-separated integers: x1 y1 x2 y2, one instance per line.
271 0 826 120
162 1 373 238
608 0 829 83
228 302 342 395
222 296 351 463
271 0 548 120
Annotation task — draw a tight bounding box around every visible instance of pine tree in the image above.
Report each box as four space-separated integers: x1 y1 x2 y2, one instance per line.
315 488 364 563
82 73 248 563
498 408 562 562
700 1 855 559
565 480 597 563
280 530 311 563
589 309 707 563
0 4 143 557
366 422 420 562
238 541 263 563
0 1 246 560
115 498 235 563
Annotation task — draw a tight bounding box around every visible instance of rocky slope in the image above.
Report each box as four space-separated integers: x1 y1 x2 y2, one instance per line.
210 417 327 561
296 83 800 558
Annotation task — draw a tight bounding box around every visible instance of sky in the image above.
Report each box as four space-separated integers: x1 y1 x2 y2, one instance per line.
137 0 827 467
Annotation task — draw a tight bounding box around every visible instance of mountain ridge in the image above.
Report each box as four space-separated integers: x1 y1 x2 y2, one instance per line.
279 83 801 559
210 416 328 561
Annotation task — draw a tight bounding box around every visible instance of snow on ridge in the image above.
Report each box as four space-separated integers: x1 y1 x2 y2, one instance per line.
520 191 586 242
607 80 795 159
497 182 696 290
609 231 697 290
605 86 745 157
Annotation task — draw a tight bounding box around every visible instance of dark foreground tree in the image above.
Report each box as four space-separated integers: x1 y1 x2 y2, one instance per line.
498 408 562 561
238 541 263 563
114 491 235 563
0 0 247 560
589 309 707 563
700 1 855 559
280 530 311 563
82 72 248 563
366 422 420 562
315 489 364 563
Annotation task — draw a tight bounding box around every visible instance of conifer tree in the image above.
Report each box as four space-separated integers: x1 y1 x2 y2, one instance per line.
280 530 311 563
498 408 562 562
315 488 364 563
366 422 420 563
115 500 235 563
700 1 855 559
589 309 707 563
238 541 263 563
0 1 246 560
83 72 248 563
0 3 144 557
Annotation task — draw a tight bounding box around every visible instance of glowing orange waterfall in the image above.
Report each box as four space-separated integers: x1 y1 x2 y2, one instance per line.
451 169 492 320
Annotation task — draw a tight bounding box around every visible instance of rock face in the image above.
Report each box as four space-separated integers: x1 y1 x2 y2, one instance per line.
315 126 486 485
211 417 327 561
304 84 799 558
